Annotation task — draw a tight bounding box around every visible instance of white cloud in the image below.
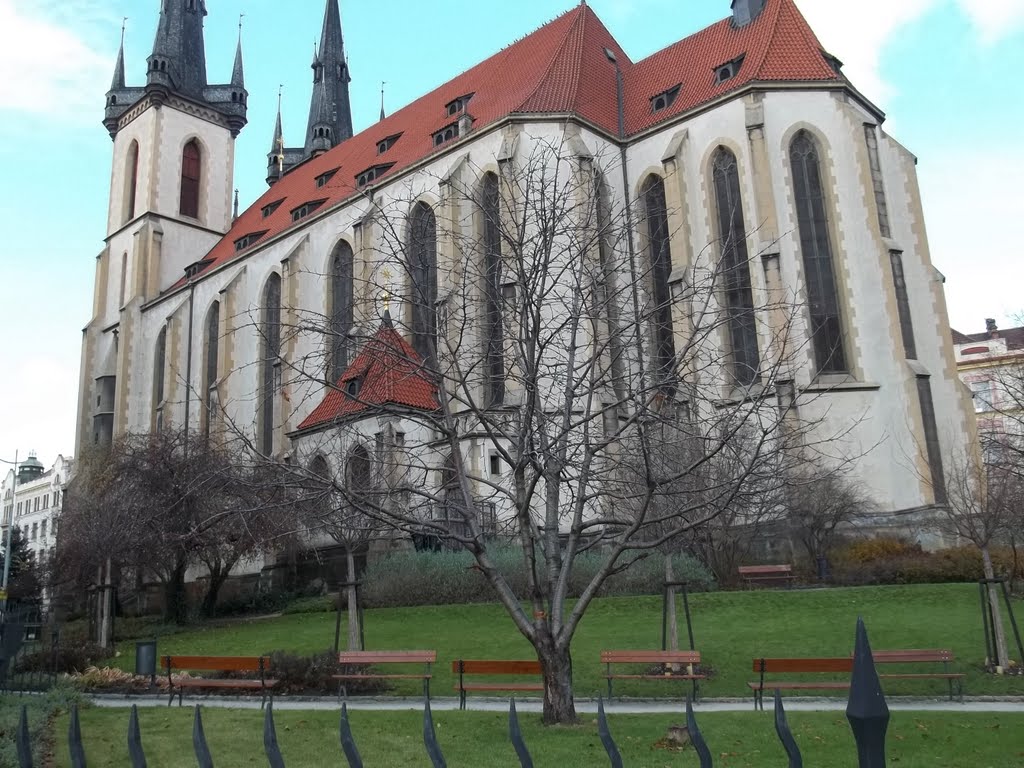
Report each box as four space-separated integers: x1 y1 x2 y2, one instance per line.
0 0 116 121
956 0 1024 43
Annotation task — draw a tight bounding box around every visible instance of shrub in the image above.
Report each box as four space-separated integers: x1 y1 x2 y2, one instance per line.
831 545 1024 587
214 590 297 617
282 595 336 615
263 649 387 695
362 547 714 608
16 640 114 675
837 537 923 564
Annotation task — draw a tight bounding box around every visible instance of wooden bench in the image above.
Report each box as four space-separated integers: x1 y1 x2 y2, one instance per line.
601 650 706 700
452 660 543 710
333 650 436 699
748 650 964 710
163 655 277 708
738 564 794 588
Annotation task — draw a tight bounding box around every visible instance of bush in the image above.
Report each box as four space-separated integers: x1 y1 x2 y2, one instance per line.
263 649 387 695
214 590 297 617
831 544 1024 586
16 640 114 675
362 547 715 608
836 537 923 564
282 595 336 615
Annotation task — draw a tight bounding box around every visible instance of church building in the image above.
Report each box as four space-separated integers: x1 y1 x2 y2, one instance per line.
76 0 975 559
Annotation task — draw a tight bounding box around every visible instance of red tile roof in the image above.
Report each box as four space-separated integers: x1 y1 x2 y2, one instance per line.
296 317 439 432
952 326 1024 351
186 0 840 286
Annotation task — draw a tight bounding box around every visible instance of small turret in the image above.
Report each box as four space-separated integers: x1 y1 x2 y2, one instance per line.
146 0 209 100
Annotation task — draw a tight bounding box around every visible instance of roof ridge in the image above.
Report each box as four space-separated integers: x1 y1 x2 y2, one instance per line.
516 5 588 113
747 0 786 80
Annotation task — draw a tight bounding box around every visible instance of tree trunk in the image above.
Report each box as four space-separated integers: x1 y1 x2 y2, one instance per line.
982 546 1009 672
665 555 680 672
97 560 114 649
163 558 189 626
200 567 231 618
345 547 361 651
536 635 577 725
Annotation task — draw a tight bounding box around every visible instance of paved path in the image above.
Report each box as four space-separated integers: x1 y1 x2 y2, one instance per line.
89 694 1024 714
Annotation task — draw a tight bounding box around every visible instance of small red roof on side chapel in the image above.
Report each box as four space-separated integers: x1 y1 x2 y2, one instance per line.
183 0 841 288
296 314 440 433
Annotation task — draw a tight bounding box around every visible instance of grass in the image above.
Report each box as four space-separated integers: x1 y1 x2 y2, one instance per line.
51 707 1024 767
102 583 1024 699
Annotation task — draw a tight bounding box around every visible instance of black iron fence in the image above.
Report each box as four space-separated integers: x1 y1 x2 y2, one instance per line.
14 618 892 767
0 606 59 694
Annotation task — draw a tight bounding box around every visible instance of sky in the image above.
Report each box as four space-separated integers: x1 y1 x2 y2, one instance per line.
0 0 1022 470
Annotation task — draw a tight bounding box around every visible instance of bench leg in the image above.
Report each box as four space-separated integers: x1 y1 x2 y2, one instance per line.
423 676 430 701
168 687 174 707
459 688 466 711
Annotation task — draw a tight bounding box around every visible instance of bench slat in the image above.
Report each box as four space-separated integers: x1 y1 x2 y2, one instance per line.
165 656 268 673
333 674 433 680
456 683 544 691
606 674 705 680
601 651 701 664
753 658 851 673
738 565 793 575
453 660 542 675
748 681 850 690
338 652 436 664
172 678 279 688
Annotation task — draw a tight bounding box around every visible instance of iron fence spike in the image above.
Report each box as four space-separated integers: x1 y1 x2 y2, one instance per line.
192 705 214 768
846 617 890 768
685 696 713 768
127 704 147 768
68 703 87 768
264 699 285 768
773 690 803 768
17 705 33 768
423 696 447 768
338 701 363 768
596 697 623 768
508 698 533 768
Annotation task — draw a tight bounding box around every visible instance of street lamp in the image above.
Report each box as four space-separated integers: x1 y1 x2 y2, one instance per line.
0 450 18 615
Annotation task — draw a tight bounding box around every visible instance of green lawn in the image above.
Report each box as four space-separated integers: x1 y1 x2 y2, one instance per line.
52 707 1024 767
104 584 1024 699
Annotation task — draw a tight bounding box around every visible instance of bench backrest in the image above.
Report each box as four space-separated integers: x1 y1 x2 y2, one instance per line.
738 565 792 575
164 655 268 673
338 651 436 664
601 650 701 665
452 660 542 675
753 657 851 674
872 649 954 664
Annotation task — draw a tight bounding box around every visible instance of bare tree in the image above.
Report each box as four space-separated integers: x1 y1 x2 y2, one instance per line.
232 135 854 723
786 465 876 572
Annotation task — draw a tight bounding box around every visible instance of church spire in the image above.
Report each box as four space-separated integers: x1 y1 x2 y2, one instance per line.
303 0 353 158
111 21 126 90
231 18 245 88
267 88 287 186
147 0 209 99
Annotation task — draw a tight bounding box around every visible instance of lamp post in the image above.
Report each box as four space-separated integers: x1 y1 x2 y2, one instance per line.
1 450 19 616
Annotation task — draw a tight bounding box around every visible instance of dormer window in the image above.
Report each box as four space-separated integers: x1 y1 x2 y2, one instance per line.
234 230 268 252
715 55 745 84
822 51 844 76
432 123 460 148
316 168 339 188
291 199 326 222
183 258 213 278
355 163 395 188
261 199 284 218
445 93 474 117
377 133 402 155
650 84 682 113
346 377 361 398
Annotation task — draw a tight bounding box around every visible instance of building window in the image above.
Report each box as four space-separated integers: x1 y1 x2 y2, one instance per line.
711 148 760 386
125 140 139 223
41 520 47 539
650 84 682 113
432 123 459 147
347 445 373 496
315 168 339 188
153 326 167 430
179 139 201 218
790 130 848 374
445 93 473 116
864 126 891 238
329 241 354 382
715 55 745 84
259 274 282 455
971 380 996 412
408 202 438 364
204 301 220 435
234 231 268 252
119 252 129 307
291 199 326 222
43 495 48 509
377 133 402 155
889 251 916 360
355 163 395 188
641 174 676 388
917 377 947 504
481 173 505 406
262 200 283 218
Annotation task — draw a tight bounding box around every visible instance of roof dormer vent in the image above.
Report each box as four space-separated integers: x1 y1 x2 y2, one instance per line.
731 0 765 28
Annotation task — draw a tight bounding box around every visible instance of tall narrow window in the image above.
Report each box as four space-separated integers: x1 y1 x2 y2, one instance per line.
889 251 916 360
711 149 760 386
641 175 676 387
204 301 220 436
916 377 947 505
125 141 139 223
179 139 201 218
153 326 167 431
259 274 282 455
790 131 847 374
864 126 891 238
119 252 128 307
481 173 504 405
329 241 354 382
408 202 438 364
347 445 373 497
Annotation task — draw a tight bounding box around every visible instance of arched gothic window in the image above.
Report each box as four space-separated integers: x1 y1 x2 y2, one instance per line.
329 241 354 382
259 274 282 455
407 202 438 364
179 139 201 218
789 131 848 374
641 175 676 387
347 445 373 496
481 173 504 405
204 301 220 436
711 148 760 386
125 141 139 223
153 326 167 431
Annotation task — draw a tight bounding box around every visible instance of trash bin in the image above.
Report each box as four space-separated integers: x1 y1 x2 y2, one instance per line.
816 556 831 582
135 639 157 685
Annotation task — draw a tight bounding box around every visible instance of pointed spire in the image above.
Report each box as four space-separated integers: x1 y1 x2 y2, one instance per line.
270 88 284 154
304 0 353 157
380 81 386 122
267 87 286 186
111 18 127 90
148 0 209 98
231 15 245 88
